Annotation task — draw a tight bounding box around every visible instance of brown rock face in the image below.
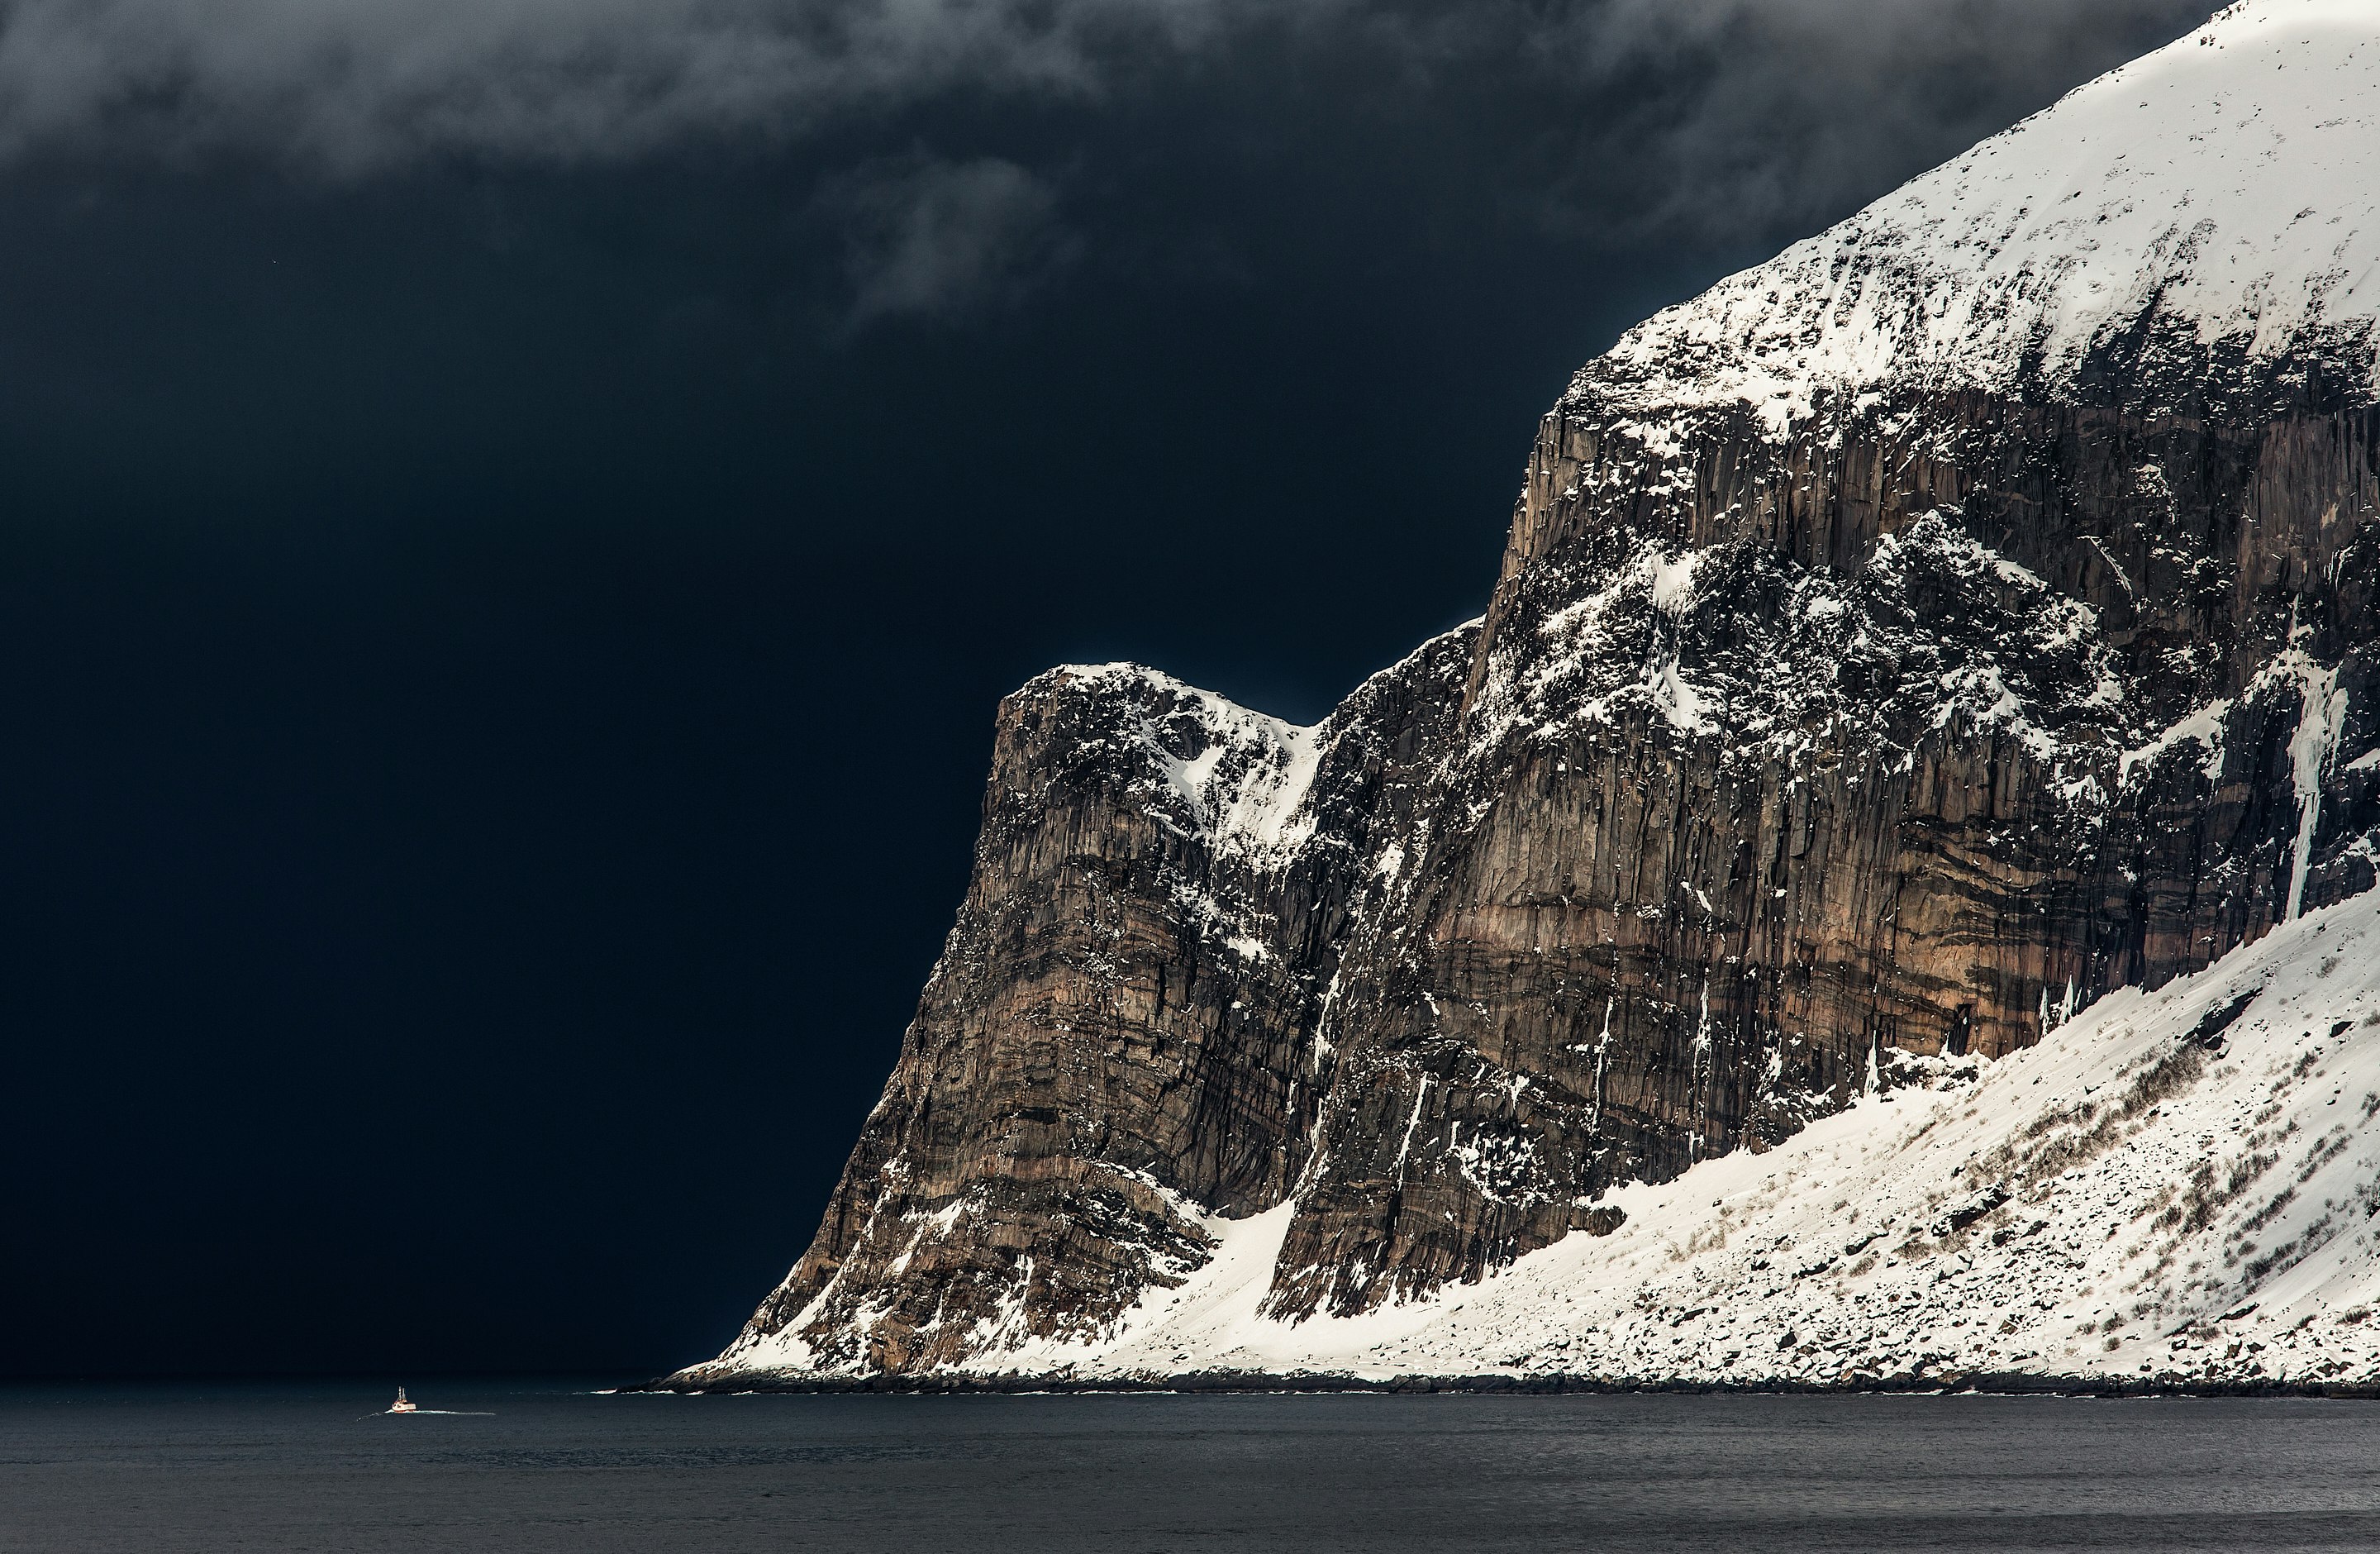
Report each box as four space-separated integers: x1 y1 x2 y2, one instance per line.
687 636 1478 1376
678 357 2380 1380
1266 382 2380 1318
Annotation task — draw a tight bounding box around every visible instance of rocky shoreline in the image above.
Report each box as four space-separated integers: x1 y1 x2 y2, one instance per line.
636 1369 2380 1400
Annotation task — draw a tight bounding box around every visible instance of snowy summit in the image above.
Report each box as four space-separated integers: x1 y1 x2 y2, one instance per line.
1583 0 2380 436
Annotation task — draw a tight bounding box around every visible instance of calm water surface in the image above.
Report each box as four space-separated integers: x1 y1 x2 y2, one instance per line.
4 1380 2378 1552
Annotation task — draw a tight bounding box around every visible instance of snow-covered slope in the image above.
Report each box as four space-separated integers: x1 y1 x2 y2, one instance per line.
1586 0 2380 436
954 889 2380 1390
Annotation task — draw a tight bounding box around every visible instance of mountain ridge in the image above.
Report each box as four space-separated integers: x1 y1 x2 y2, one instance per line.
674 0 2380 1389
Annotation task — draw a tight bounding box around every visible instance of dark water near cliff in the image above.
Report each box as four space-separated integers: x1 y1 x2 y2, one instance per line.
7 1380 2380 1552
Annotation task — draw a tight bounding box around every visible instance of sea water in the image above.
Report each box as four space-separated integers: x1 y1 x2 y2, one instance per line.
5 1381 2379 1552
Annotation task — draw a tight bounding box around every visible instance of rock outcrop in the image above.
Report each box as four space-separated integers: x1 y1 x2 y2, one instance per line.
676 0 2380 1386
714 639 1478 1373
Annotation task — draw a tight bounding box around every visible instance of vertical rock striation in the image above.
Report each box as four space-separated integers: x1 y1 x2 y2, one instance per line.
690 636 1478 1377
677 0 2380 1382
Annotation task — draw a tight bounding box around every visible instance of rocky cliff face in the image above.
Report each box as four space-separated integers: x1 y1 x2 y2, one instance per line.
675 0 2380 1385
704 638 1478 1375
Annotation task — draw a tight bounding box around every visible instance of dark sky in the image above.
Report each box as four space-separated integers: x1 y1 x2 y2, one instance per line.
0 0 2213 1379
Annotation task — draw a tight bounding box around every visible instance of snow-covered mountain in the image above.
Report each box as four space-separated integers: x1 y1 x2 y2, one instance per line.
1585 0 2380 437
668 0 2380 1392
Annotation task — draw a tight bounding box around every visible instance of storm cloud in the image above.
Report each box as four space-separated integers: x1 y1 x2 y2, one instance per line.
0 1 2211 231
0 0 1195 167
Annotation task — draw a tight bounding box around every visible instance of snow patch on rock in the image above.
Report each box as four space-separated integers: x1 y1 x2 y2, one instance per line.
1054 663 1325 865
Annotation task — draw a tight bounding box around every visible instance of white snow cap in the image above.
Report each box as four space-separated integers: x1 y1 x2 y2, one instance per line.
1583 0 2380 435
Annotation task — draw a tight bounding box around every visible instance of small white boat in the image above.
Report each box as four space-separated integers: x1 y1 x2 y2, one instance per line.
388 1386 417 1414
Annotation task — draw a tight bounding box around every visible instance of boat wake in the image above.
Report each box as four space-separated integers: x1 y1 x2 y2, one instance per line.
361 1386 493 1418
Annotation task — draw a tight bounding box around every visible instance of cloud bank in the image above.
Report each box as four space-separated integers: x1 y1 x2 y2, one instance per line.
0 0 2215 314
0 0 1243 170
